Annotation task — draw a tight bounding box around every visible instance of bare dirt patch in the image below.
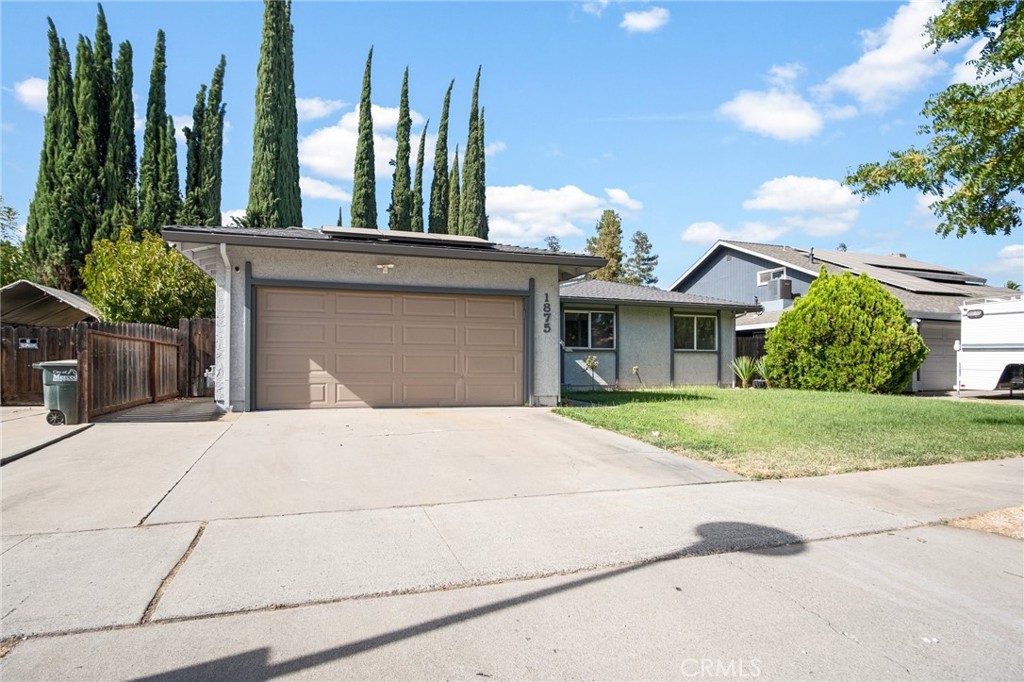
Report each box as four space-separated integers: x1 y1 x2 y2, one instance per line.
948 507 1024 540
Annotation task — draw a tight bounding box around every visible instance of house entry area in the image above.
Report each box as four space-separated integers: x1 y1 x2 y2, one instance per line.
255 286 524 408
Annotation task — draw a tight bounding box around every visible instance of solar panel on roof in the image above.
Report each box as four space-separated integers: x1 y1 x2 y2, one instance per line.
320 225 494 248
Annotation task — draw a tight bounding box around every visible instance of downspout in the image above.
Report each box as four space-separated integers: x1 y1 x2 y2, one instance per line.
219 243 232 411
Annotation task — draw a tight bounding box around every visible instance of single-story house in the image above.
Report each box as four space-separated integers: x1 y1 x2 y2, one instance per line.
0 279 97 327
669 240 1017 392
559 279 758 390
164 225 603 411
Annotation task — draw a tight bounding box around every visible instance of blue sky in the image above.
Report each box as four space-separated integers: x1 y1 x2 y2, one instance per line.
2 1 1021 287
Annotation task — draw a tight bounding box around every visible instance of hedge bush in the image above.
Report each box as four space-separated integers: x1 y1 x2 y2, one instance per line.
764 269 928 394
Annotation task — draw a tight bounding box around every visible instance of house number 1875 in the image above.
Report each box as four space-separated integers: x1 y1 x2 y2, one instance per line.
542 293 552 333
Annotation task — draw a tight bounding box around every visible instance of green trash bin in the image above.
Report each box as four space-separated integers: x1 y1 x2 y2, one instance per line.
32 359 80 426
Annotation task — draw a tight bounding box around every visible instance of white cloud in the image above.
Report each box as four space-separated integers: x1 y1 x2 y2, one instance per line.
718 89 823 141
949 38 1004 86
1 122 14 133
983 244 1024 276
767 63 804 87
816 1 945 112
581 1 609 17
781 210 860 237
220 208 246 227
484 141 507 156
134 117 145 132
13 77 48 113
743 176 859 213
296 97 345 122
487 184 632 243
171 115 193 145
299 176 351 202
298 104 431 181
620 6 669 33
604 187 642 211
681 221 787 245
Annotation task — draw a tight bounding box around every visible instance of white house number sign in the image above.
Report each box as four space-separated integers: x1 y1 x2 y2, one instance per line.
542 293 552 333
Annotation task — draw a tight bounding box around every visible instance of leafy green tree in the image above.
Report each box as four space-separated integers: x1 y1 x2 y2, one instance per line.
544 236 561 252
388 67 413 231
247 0 302 228
585 210 624 281
459 67 486 237
99 41 136 240
138 30 168 234
82 226 214 325
25 19 78 289
845 0 1022 238
1006 280 1021 291
447 146 461 235
411 120 428 233
350 47 377 228
428 80 453 234
1 199 33 286
622 230 659 286
70 34 99 279
201 56 227 226
764 269 928 394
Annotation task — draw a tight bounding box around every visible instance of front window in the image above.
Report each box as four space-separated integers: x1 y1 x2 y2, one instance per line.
564 311 615 349
757 267 786 286
674 314 717 351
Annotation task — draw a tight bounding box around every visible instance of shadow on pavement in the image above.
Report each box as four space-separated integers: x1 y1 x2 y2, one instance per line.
132 521 805 682
94 399 222 423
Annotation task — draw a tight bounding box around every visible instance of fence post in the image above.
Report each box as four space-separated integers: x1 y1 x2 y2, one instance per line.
76 322 91 423
177 318 189 397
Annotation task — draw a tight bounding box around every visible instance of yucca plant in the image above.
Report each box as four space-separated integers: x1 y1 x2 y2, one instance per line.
754 356 771 388
730 355 757 389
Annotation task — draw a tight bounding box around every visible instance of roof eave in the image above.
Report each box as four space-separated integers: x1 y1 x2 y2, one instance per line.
560 294 758 312
669 240 821 291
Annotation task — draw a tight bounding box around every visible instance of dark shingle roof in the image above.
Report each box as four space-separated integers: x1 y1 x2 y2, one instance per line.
560 278 757 311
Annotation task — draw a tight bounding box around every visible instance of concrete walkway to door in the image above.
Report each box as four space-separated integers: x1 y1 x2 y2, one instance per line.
143 408 740 524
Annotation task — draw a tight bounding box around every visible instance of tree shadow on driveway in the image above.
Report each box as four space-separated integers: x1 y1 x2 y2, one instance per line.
133 521 806 682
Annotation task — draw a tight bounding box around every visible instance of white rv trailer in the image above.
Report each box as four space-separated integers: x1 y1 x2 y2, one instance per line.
956 294 1024 395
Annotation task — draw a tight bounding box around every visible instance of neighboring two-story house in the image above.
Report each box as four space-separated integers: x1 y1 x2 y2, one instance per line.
670 240 1016 392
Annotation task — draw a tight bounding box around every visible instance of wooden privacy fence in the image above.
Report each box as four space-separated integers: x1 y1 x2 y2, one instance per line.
735 335 766 360
1 319 214 420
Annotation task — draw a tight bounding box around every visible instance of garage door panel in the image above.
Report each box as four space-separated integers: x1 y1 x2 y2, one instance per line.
403 325 458 346
257 287 522 409
262 291 327 314
465 298 519 319
403 353 459 374
336 353 394 373
403 296 458 317
333 293 395 315
335 324 395 345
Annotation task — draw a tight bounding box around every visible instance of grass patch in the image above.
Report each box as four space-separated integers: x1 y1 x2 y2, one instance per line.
554 387 1024 479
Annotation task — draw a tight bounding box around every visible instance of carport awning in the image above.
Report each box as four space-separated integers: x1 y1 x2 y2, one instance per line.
0 280 98 327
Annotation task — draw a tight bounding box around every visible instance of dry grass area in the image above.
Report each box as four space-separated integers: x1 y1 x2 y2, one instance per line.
948 507 1024 540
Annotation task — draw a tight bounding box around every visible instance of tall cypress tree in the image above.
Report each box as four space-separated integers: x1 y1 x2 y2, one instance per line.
447 146 461 235
459 67 484 237
138 30 167 234
93 4 112 171
71 35 99 272
160 115 181 223
477 107 488 239
388 67 412 231
201 56 227 226
99 40 136 240
25 20 77 288
411 120 428 233
179 85 207 225
428 80 452 234
350 46 376 227
247 0 302 228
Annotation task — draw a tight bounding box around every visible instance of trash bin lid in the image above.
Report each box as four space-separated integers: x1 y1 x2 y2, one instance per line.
32 359 79 369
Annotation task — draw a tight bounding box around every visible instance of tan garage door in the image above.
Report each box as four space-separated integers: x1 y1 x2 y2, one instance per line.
256 287 523 408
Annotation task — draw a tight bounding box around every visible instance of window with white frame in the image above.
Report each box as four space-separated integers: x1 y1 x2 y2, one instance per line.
756 267 786 286
673 314 717 351
563 311 615 349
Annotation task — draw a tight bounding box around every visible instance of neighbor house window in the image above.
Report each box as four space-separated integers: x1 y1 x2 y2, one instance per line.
564 311 615 349
674 315 717 351
756 267 786 286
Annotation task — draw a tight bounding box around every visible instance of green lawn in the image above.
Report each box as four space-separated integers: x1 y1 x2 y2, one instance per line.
553 388 1024 479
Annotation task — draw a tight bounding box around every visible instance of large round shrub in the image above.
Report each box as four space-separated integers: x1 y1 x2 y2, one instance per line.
764 269 928 394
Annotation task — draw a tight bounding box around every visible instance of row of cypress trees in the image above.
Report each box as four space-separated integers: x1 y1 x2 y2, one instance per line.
24 4 225 291
345 48 489 238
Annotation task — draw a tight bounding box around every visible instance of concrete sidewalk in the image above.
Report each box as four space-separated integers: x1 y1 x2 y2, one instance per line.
0 406 92 466
2 457 1020 639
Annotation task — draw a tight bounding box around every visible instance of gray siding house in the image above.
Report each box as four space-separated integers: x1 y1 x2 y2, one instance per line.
559 279 756 390
670 240 1017 392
